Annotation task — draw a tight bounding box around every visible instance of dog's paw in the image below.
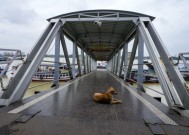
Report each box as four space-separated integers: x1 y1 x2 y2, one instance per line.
111 100 122 104
118 100 122 104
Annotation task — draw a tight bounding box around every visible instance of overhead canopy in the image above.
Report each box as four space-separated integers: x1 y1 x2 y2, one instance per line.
48 10 155 61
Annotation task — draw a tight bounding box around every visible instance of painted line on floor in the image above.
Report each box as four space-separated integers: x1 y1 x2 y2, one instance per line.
8 72 93 114
109 72 178 125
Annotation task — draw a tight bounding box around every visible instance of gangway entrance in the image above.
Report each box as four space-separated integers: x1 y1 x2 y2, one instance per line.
0 10 189 134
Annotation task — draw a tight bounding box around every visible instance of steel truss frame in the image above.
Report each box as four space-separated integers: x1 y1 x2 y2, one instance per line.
106 17 189 116
0 20 95 105
0 11 188 118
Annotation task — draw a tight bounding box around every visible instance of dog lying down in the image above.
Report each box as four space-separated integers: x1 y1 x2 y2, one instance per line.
93 87 122 104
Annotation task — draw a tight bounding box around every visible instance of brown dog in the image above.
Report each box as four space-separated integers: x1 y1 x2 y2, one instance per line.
93 87 122 104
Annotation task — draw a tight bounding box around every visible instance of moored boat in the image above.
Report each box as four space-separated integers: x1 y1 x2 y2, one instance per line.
0 54 9 61
32 64 79 81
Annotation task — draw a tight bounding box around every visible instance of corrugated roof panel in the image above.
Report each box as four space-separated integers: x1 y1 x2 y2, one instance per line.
49 10 155 60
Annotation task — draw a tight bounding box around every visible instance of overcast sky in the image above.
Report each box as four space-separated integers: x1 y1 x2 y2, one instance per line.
0 0 189 56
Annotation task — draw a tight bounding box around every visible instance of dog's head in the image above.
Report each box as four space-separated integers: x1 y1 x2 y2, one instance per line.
107 87 117 95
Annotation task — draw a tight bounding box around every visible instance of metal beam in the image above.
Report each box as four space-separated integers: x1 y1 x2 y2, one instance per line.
81 49 86 74
116 50 121 75
84 41 118 46
126 32 139 79
146 20 189 109
1 21 62 105
137 32 144 91
119 47 124 77
72 42 76 78
179 53 189 72
138 20 182 108
53 30 60 87
114 54 117 74
112 55 115 73
60 30 73 79
1 23 55 101
75 45 81 76
107 25 137 61
86 54 89 73
110 57 113 73
62 27 96 61
61 17 138 22
0 50 20 78
76 32 125 40
89 57 91 72
123 42 128 81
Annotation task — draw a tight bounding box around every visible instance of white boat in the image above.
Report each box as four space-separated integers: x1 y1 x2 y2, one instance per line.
0 54 9 61
32 64 79 81
0 65 7 75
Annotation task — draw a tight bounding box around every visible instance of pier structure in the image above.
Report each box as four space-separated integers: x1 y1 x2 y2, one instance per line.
0 10 189 134
178 52 189 72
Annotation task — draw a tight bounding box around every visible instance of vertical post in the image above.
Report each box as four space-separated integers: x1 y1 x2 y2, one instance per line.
110 59 113 71
137 32 144 91
111 57 114 73
112 56 115 73
75 45 81 76
107 60 110 71
179 54 189 72
94 60 97 70
114 53 117 75
89 57 91 72
52 31 60 87
91 58 94 71
124 43 128 81
86 54 89 73
117 50 121 76
72 42 76 78
126 32 139 79
92 59 94 71
111 58 113 72
60 30 73 79
81 49 85 74
119 47 125 77
84 52 87 74
93 59 96 71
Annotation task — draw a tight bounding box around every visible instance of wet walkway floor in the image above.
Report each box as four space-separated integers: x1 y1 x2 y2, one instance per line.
0 70 189 134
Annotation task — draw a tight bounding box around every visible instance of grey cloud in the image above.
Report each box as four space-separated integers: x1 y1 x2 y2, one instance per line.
0 0 38 25
0 0 189 55
2 7 37 25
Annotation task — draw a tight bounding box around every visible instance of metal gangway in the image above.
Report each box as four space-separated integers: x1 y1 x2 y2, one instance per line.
0 10 189 135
